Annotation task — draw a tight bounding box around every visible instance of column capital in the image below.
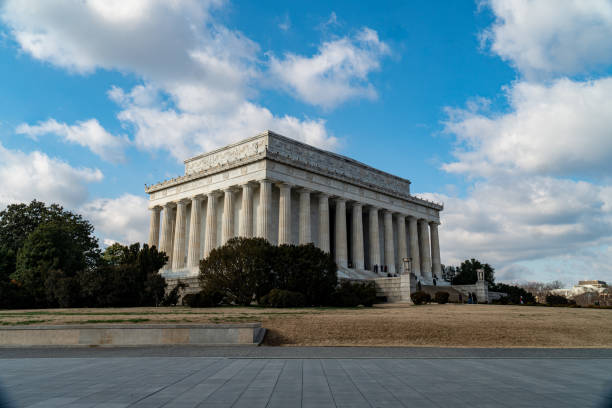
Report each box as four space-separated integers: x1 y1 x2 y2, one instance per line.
317 191 330 198
351 201 363 209
206 190 222 198
276 182 293 189
394 212 407 219
149 205 162 212
191 194 205 201
428 220 440 226
297 187 313 194
367 205 379 211
162 201 175 209
382 208 394 215
175 198 190 205
333 196 347 204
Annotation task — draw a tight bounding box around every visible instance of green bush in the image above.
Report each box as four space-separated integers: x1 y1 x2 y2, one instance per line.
161 280 187 306
260 289 305 308
199 238 338 307
546 294 569 306
199 237 274 306
182 289 224 307
434 291 450 304
332 281 377 307
410 291 431 305
489 283 535 304
272 244 337 306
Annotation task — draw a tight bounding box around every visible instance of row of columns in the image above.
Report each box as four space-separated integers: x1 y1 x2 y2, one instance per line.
148 180 442 281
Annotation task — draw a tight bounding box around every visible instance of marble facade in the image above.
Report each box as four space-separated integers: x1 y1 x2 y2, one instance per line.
145 131 443 283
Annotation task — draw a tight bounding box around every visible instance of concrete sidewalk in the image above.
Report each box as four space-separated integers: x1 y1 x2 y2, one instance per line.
1 349 611 407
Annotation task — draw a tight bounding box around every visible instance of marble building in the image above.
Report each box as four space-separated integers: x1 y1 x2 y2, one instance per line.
145 131 443 283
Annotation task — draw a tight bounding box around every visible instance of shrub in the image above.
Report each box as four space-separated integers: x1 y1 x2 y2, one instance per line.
546 294 569 306
199 237 274 306
332 281 377 307
410 291 431 305
182 289 224 307
260 289 305 308
434 291 449 304
489 283 536 305
161 280 187 306
272 244 337 306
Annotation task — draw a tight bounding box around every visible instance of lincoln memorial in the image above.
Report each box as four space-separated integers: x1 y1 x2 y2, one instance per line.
145 131 443 285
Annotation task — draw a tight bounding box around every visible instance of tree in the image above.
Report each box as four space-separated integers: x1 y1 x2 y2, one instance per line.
0 200 100 272
14 221 91 307
451 259 495 286
272 244 337 306
79 243 167 307
199 237 274 306
490 283 536 304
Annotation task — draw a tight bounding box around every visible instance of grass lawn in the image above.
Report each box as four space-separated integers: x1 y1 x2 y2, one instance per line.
1 303 610 347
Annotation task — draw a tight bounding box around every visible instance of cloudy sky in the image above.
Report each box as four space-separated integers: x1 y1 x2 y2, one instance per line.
1 0 611 285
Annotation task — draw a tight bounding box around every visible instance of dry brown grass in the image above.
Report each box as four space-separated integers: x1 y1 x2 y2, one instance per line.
1 303 611 347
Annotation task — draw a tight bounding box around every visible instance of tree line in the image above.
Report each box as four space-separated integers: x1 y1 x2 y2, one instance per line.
0 200 169 308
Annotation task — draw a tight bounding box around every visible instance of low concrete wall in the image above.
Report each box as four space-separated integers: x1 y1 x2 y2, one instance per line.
375 275 412 302
0 324 265 347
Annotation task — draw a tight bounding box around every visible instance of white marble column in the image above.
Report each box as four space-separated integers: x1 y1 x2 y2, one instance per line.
318 193 330 253
203 192 219 257
171 200 188 270
278 183 292 245
368 207 380 270
159 203 174 268
430 221 442 280
239 183 253 238
408 216 421 277
351 202 364 270
419 219 432 280
334 198 348 268
187 196 203 269
383 210 396 274
221 188 235 244
299 189 311 244
396 214 407 273
148 206 161 249
257 180 272 241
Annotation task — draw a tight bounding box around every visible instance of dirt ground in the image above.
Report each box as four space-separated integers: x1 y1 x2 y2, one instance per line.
1 303 611 347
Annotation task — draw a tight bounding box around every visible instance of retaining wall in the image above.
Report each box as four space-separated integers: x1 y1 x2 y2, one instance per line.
0 324 265 347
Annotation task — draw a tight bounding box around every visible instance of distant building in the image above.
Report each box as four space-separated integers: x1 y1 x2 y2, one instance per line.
552 281 610 306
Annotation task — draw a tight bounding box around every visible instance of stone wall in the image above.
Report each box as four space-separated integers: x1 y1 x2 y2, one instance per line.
374 275 412 303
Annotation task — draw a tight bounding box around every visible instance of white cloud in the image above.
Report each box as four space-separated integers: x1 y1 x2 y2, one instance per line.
269 28 390 109
1 0 341 158
0 142 103 209
421 176 612 281
16 118 126 163
481 0 612 78
443 77 612 178
80 194 149 245
113 87 338 161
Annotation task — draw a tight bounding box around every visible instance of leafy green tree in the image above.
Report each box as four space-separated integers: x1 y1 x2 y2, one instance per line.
0 200 100 281
14 221 90 306
272 244 337 306
199 237 274 306
79 243 167 307
490 283 536 304
451 259 495 286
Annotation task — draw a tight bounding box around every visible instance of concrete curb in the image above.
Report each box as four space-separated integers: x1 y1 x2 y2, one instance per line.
0 323 265 347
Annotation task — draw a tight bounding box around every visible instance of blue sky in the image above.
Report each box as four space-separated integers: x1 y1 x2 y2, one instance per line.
1 0 611 285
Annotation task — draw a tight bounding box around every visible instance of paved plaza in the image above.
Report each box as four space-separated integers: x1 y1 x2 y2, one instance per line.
1 348 611 407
